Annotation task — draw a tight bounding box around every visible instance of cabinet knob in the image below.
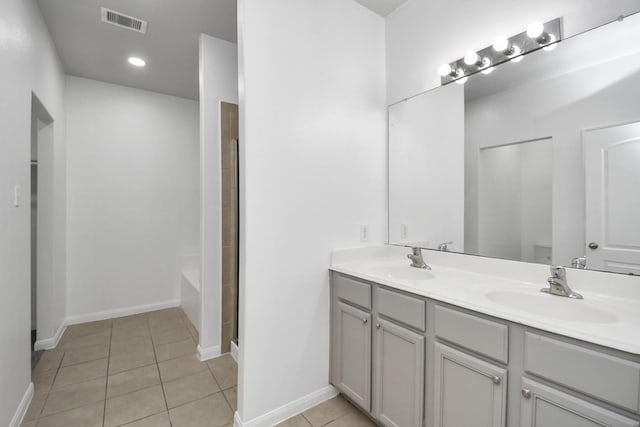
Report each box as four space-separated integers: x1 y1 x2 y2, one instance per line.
376 323 381 329
492 376 501 385
522 389 532 399
363 318 368 324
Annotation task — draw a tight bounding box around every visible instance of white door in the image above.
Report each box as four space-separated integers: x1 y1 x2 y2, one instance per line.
584 122 640 274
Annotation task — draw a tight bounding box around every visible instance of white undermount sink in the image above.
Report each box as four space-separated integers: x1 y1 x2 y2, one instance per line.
366 265 434 281
485 290 618 324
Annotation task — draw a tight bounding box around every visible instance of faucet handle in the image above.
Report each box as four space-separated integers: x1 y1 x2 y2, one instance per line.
550 265 565 279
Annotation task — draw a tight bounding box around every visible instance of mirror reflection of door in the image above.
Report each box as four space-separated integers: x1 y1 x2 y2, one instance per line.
478 138 553 264
584 122 640 274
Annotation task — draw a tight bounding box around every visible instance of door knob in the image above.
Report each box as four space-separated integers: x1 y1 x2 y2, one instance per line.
588 242 599 250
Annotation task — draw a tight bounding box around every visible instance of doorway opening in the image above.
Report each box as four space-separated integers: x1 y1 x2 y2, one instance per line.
221 102 239 352
30 93 54 368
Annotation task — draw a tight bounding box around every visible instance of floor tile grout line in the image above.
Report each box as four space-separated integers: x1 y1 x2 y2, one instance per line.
102 322 114 427
35 346 65 420
113 408 167 427
146 312 172 418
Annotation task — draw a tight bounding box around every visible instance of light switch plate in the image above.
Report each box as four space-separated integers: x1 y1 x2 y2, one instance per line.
360 224 369 242
401 223 408 239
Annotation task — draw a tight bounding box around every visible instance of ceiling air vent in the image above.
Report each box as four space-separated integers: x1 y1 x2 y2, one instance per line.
101 7 147 34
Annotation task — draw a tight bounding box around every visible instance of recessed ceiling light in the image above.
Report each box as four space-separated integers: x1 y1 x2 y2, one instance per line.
128 57 146 67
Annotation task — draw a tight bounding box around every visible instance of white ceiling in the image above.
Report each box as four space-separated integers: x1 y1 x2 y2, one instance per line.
37 0 238 100
37 0 406 100
353 0 409 17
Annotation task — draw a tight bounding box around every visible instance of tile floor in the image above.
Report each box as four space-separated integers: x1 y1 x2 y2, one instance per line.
24 307 375 427
277 396 378 427
23 308 237 427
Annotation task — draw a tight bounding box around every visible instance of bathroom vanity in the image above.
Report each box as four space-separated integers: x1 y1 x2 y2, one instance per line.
329 246 640 427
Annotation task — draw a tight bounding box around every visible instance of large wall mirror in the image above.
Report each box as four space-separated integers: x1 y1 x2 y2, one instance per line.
388 12 640 275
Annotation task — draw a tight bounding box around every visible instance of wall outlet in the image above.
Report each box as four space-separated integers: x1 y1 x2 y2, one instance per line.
401 223 408 239
360 224 369 242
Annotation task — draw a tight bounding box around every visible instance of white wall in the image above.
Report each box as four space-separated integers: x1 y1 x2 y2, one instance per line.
198 34 238 357
0 0 66 424
386 0 640 104
388 83 464 251
66 76 199 319
237 0 386 423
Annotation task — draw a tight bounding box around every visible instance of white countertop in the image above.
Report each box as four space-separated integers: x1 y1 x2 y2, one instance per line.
330 245 640 355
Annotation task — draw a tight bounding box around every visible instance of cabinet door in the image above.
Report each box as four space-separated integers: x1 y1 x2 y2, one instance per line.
434 343 507 427
334 301 371 410
373 317 424 427
520 378 639 427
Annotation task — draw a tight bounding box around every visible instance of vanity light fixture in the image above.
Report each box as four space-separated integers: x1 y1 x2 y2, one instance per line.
438 17 562 85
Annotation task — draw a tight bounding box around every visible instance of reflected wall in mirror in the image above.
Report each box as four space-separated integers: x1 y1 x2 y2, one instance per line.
388 12 640 275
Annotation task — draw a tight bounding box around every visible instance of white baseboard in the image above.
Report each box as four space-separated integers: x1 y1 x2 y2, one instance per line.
66 299 181 325
34 320 67 351
197 344 221 361
9 382 33 427
230 341 239 363
234 385 338 427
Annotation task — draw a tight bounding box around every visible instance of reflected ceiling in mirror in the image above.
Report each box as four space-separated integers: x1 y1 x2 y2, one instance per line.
388 12 640 275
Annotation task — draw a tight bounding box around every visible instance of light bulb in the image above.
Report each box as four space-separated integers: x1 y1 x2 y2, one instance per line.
481 66 494 75
456 76 468 85
464 52 481 66
509 45 523 63
527 21 545 38
493 37 509 52
542 34 558 51
438 63 453 77
128 57 146 67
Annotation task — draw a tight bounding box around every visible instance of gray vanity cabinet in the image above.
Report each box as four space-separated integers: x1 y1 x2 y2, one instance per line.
373 317 424 427
330 271 640 427
433 343 507 427
334 300 372 410
520 379 639 427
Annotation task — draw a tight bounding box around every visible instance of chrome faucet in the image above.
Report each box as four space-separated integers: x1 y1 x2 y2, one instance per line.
571 256 587 269
541 266 583 299
438 241 453 251
407 247 431 270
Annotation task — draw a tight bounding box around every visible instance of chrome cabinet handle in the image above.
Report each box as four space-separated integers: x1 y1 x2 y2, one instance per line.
492 376 501 385
522 389 532 399
363 318 368 324
376 323 381 329
588 242 599 250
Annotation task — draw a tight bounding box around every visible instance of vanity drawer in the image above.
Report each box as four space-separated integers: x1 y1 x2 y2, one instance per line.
375 287 425 331
524 332 640 412
434 305 508 363
334 274 371 310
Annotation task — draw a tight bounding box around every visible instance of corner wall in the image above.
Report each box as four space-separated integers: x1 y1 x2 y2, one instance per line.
0 0 66 424
198 34 238 358
237 0 386 423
